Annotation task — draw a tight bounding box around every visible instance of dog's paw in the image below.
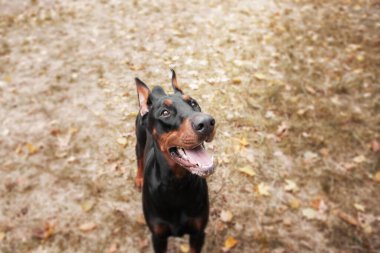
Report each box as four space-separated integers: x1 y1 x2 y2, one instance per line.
135 177 143 189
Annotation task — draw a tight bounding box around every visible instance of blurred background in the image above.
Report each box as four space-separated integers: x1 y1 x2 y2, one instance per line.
0 0 379 252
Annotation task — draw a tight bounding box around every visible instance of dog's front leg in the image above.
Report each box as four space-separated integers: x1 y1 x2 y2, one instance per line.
152 234 168 253
189 231 205 253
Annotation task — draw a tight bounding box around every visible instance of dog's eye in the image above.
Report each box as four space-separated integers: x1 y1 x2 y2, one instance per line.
190 100 198 108
161 109 171 118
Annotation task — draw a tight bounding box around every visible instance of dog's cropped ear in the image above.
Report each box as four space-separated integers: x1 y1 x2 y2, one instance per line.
171 69 183 94
135 78 151 116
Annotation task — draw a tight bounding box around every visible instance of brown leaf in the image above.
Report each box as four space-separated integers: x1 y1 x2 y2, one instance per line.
79 222 97 232
136 214 146 225
371 140 380 152
232 77 242 85
107 243 118 253
276 122 289 139
0 231 5 241
334 210 359 226
32 222 54 240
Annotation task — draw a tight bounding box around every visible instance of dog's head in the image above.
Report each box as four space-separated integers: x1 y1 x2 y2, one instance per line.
135 69 216 177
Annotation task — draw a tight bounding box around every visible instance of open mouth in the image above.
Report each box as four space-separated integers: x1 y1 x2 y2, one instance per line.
169 143 215 177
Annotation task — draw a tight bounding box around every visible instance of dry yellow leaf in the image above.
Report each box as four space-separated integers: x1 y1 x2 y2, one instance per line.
79 222 97 232
3 75 12 83
302 208 318 220
353 155 366 163
354 203 365 212
81 200 95 212
220 210 233 223
238 166 256 177
256 183 271 196
179 244 190 253
223 236 238 251
289 198 300 209
26 143 38 155
239 137 249 148
253 72 267 80
374 172 380 182
356 55 365 62
284 179 299 192
117 137 128 147
0 231 5 241
69 127 79 135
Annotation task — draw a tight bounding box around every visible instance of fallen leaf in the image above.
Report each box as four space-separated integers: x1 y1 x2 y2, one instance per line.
256 183 271 196
81 200 95 212
283 218 292 226
276 121 289 138
374 172 380 182
138 238 149 249
69 127 79 135
232 77 241 85
284 179 299 192
253 72 267 80
353 155 366 163
310 197 327 213
220 210 233 223
356 54 365 62
116 137 128 147
32 222 54 240
3 75 12 83
223 236 238 251
354 203 365 212
136 214 146 225
238 166 256 177
302 208 318 220
0 231 5 241
371 140 380 152
26 143 38 155
107 243 118 253
180 244 190 253
319 148 329 157
335 209 359 226
303 151 318 163
239 137 249 148
289 198 300 209
79 222 97 232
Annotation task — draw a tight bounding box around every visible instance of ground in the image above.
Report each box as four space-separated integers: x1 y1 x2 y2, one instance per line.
0 0 379 252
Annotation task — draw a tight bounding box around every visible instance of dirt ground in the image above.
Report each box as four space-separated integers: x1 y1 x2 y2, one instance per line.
1 0 380 252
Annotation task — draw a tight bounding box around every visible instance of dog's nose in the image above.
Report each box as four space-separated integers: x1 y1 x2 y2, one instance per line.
191 114 215 136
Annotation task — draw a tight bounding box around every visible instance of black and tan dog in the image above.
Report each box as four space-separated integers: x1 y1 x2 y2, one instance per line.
134 69 216 253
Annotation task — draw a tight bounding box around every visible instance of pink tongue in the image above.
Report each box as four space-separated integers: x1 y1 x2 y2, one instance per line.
184 146 213 167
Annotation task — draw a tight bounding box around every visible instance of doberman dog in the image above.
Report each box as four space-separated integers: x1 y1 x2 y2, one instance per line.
134 69 216 253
